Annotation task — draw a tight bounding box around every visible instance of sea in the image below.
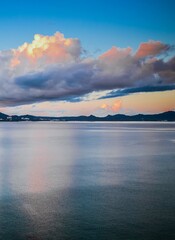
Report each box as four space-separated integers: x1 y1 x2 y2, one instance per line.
0 122 175 240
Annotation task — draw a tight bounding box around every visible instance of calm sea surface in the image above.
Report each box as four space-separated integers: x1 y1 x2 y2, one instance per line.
0 122 175 240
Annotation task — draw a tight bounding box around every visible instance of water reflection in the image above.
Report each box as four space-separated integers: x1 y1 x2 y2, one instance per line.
0 124 32 239
0 122 175 240
0 126 13 197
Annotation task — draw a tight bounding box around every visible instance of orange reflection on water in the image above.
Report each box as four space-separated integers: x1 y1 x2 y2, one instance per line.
27 128 48 193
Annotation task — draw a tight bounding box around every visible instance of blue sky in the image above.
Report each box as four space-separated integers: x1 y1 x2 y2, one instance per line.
0 0 175 116
0 0 175 52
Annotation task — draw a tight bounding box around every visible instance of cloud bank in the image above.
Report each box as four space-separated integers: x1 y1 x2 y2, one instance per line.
0 32 174 106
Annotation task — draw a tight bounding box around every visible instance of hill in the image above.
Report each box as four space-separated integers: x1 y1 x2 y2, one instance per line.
0 111 175 122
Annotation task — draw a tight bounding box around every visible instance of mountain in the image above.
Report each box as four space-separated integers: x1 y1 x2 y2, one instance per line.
0 111 175 122
0 112 9 120
100 111 175 122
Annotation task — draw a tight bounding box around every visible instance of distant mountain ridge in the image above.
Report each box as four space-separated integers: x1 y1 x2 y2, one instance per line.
0 111 175 122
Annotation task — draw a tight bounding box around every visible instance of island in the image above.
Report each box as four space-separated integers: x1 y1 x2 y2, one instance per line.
0 111 175 122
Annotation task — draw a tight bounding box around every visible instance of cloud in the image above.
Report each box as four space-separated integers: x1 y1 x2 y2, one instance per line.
135 41 170 58
111 100 122 112
13 32 81 63
0 32 174 106
100 100 122 113
100 85 175 99
10 32 81 75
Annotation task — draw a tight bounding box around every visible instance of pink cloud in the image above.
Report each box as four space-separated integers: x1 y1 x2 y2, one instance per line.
100 100 122 113
11 32 81 70
99 46 132 60
135 40 169 58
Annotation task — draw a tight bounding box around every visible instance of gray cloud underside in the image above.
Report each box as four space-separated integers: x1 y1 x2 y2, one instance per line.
0 46 175 106
100 84 175 99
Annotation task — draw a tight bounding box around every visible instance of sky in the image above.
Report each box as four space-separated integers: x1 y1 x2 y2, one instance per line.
0 0 175 116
